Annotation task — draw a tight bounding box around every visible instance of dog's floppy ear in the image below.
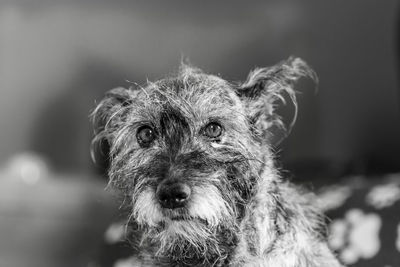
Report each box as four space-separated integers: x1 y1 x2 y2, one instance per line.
91 87 136 161
92 87 135 138
237 57 317 145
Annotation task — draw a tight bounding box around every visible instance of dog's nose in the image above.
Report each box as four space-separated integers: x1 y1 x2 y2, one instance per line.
156 182 191 209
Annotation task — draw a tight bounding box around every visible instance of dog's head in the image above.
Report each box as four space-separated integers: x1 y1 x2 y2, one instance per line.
91 57 315 262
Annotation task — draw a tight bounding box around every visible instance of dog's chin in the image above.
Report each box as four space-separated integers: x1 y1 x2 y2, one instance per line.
144 218 225 265
134 205 238 265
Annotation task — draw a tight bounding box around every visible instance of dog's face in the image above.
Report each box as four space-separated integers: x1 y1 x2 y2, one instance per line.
92 58 315 262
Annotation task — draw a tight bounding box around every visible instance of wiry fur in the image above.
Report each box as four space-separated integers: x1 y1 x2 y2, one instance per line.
91 57 343 266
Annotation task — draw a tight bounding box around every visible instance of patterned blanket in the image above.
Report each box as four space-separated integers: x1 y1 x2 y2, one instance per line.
318 173 400 267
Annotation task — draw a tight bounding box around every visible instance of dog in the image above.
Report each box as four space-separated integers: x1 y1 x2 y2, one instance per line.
91 57 343 266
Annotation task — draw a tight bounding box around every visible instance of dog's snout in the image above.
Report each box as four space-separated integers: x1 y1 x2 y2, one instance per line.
157 182 191 209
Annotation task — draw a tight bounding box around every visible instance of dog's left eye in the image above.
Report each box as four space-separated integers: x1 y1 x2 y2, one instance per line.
137 126 156 146
203 122 223 139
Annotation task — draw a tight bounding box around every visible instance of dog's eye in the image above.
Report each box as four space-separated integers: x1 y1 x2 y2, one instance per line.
203 122 223 139
137 126 156 146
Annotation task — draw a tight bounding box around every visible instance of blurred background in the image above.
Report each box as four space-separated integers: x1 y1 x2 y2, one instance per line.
0 1 399 267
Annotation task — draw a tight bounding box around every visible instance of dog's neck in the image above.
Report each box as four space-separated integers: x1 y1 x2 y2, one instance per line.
233 173 280 263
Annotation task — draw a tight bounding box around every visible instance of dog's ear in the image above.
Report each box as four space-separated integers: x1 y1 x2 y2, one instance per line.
237 57 317 145
92 87 135 138
91 87 136 161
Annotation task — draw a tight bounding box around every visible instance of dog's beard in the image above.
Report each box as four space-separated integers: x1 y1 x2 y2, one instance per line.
139 218 238 265
132 184 240 265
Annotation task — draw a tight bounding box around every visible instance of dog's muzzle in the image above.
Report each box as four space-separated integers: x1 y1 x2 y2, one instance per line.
156 181 191 209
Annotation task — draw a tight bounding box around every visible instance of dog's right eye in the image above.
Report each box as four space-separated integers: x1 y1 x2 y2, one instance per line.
137 126 156 146
203 122 223 139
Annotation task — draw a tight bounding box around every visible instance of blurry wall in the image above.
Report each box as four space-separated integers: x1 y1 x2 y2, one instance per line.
0 0 399 173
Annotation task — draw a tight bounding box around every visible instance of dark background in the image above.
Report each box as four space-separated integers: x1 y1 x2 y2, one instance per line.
1 0 399 176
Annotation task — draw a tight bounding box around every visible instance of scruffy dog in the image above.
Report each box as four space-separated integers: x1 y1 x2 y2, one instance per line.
92 57 343 266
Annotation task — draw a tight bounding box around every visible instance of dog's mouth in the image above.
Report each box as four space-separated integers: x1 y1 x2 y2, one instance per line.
161 216 208 227
160 208 208 224
161 208 194 221
170 215 190 221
